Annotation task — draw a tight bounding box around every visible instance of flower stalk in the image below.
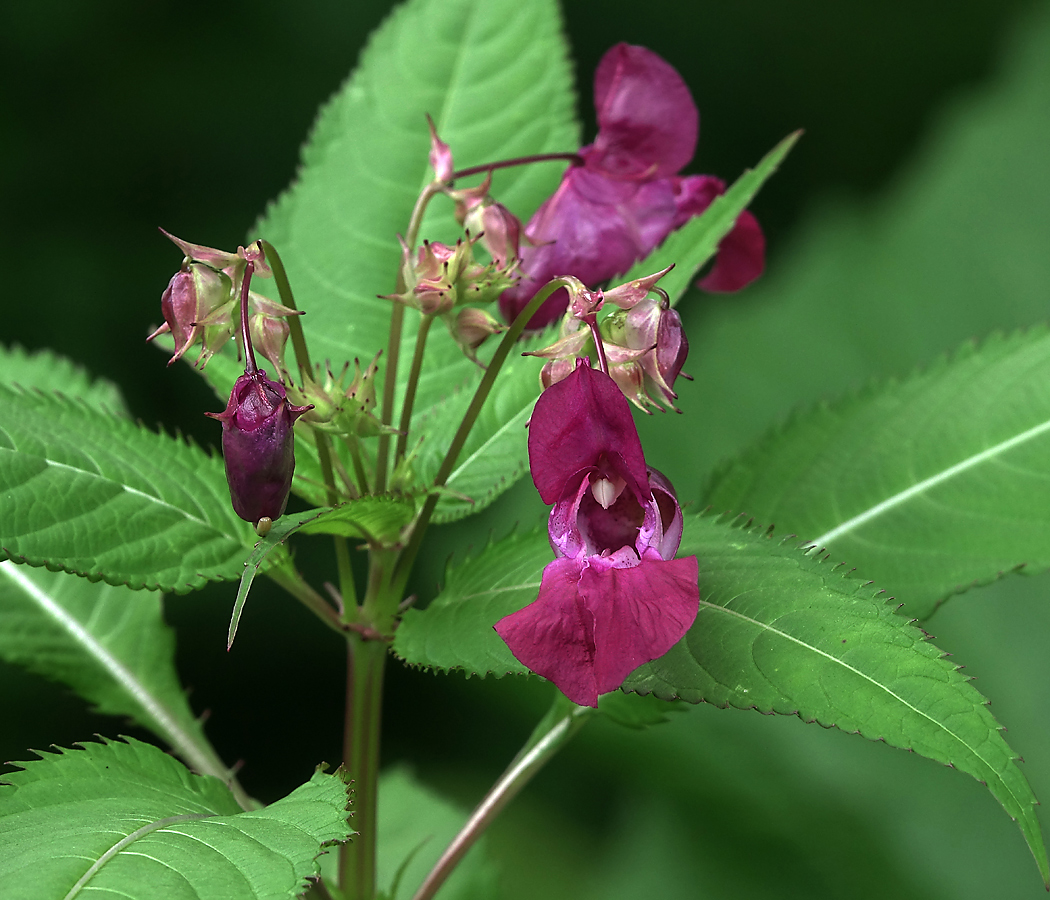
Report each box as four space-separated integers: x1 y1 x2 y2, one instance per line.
410 696 595 900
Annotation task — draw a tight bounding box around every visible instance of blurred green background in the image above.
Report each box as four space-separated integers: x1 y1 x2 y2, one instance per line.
4 0 1050 896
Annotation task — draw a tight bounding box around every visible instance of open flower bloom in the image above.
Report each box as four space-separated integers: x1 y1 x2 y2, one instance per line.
495 363 699 707
499 43 765 329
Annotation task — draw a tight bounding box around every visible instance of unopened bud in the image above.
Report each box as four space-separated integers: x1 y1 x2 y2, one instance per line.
206 369 311 523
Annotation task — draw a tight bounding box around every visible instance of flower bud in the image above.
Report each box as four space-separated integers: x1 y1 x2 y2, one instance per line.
206 369 311 523
448 307 507 361
148 262 234 366
624 297 689 407
427 114 454 183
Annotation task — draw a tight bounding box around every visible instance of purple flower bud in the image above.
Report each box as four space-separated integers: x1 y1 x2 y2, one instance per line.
207 369 311 523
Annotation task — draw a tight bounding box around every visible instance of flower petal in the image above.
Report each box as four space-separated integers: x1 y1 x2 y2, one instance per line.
494 556 600 707
528 364 649 506
697 208 766 293
591 44 698 180
580 552 699 699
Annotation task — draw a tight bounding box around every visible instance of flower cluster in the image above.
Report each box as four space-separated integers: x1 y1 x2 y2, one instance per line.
499 43 765 330
495 363 699 707
525 267 690 411
148 230 302 372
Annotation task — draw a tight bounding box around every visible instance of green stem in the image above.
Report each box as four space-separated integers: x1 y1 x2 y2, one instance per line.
266 565 344 638
346 436 371 495
393 278 572 589
377 182 443 492
339 632 388 900
409 697 595 900
395 314 434 465
260 240 314 383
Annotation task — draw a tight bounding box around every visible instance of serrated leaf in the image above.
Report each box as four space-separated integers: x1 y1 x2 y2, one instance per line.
618 130 801 304
595 690 684 731
0 343 128 415
413 350 546 523
0 561 232 783
392 528 546 676
0 386 251 592
216 0 577 518
228 496 416 646
703 326 1050 619
395 510 1047 883
622 513 1047 885
0 737 351 900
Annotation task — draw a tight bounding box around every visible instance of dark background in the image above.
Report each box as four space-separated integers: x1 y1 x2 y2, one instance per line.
1 0 1044 895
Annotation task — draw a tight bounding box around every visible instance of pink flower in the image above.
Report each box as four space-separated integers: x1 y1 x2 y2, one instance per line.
495 363 699 707
499 44 765 329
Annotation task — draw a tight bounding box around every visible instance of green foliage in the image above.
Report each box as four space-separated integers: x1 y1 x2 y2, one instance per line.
0 562 229 780
393 528 545 676
0 737 351 899
234 0 578 520
596 690 684 730
376 768 497 900
703 327 1050 619
395 511 1047 880
229 497 416 646
0 343 127 415
0 386 251 592
618 130 801 304
623 513 1047 884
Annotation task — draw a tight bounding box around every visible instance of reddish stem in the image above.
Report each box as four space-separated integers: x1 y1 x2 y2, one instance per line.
585 315 609 375
240 260 258 374
451 152 583 183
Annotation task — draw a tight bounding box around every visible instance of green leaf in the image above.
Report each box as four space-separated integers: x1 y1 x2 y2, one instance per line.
413 350 546 523
617 131 801 305
703 326 1050 619
377 767 497 900
392 528 546 677
215 0 575 519
228 496 416 647
0 737 351 899
622 513 1047 885
0 561 232 782
0 343 127 415
0 386 251 592
596 691 685 730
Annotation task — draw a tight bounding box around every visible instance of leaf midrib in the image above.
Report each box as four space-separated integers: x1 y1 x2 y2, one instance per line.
694 597 1022 808
63 812 214 900
0 561 217 777
808 413 1050 549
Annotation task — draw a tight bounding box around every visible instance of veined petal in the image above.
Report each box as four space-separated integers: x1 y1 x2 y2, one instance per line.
494 556 598 707
528 364 649 505
580 552 700 701
591 43 698 180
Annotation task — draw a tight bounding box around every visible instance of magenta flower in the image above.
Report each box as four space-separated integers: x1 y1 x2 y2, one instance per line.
499 43 765 329
495 363 699 707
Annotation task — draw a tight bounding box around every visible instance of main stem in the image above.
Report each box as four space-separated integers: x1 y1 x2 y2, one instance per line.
340 633 387 899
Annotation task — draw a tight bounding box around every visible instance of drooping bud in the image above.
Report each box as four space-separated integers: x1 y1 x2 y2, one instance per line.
622 296 689 408
206 369 311 523
602 264 674 310
247 291 304 375
462 199 525 268
148 262 233 365
446 307 508 363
